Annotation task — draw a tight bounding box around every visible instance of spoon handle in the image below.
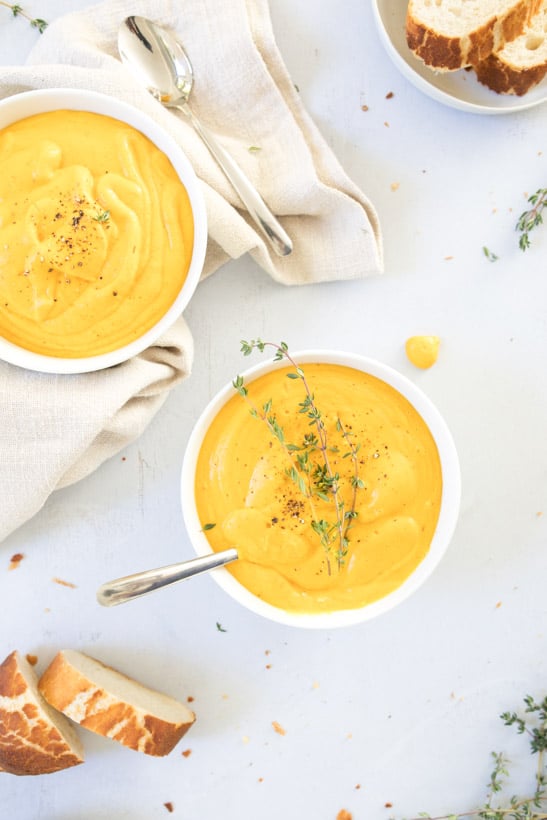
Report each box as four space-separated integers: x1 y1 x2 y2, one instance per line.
179 103 293 257
96 548 239 607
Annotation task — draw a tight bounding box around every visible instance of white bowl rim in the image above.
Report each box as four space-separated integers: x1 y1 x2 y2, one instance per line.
0 87 207 374
181 350 461 629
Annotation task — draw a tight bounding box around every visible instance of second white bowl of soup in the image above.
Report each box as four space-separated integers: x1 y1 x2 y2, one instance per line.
0 88 207 373
181 347 461 628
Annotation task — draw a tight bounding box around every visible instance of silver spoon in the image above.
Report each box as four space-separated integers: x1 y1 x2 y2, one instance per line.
118 16 293 258
96 548 238 607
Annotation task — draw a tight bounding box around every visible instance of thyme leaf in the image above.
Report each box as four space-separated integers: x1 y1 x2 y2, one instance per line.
236 339 365 573
483 246 499 263
92 209 110 223
516 188 547 251
0 1 48 31
400 694 547 820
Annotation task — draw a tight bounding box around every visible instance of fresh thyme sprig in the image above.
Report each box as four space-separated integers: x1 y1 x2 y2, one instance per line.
234 339 363 572
516 189 547 251
400 695 547 820
0 2 47 32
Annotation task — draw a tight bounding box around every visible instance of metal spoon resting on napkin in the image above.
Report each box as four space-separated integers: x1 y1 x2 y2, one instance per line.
118 16 293 257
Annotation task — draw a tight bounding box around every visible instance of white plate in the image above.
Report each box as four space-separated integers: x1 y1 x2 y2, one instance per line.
371 0 547 114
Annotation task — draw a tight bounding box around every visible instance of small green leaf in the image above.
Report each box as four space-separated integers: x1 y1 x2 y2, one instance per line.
92 209 110 223
31 16 47 31
483 246 499 262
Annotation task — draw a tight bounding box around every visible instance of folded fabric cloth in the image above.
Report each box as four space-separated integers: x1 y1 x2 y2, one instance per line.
0 0 383 544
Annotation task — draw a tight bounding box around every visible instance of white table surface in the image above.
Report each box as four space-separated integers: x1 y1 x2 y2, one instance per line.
1 2 546 819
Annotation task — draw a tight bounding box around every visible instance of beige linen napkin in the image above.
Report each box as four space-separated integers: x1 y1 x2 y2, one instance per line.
0 0 383 544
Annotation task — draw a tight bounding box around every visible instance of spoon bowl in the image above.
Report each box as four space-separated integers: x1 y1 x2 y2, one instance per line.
119 15 193 106
118 16 293 257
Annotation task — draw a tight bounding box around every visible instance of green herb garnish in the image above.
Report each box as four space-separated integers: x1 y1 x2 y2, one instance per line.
92 209 110 223
516 188 547 251
399 694 547 820
234 339 364 574
483 246 499 262
0 2 47 32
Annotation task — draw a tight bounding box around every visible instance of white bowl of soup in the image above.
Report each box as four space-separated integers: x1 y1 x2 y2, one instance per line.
0 88 207 373
181 348 461 628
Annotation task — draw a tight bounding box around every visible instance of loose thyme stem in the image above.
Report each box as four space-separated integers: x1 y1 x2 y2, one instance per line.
0 2 48 31
516 188 547 251
401 695 547 820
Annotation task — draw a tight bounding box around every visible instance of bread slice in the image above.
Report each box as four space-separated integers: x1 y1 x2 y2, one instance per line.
38 650 195 757
0 650 84 776
474 0 547 92
406 0 542 70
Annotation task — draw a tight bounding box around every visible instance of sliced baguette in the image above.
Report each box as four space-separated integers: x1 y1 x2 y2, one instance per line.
0 650 84 776
38 650 195 757
406 0 542 70
474 0 547 93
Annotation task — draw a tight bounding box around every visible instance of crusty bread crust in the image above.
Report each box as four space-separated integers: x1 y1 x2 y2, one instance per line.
406 0 542 70
0 651 84 776
38 650 195 757
474 2 547 94
475 52 547 93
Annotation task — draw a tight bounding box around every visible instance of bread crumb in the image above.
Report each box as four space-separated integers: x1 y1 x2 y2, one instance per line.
265 664 272 669
8 553 24 570
312 681 320 690
25 654 38 666
187 695 195 702
386 91 394 99
272 721 286 736
355 784 361 790
385 802 393 808
384 121 390 127
496 601 502 608
337 810 352 820
265 649 271 655
258 777 264 783
390 182 400 192
181 749 192 758
164 803 174 813
52 577 77 588
361 104 369 111
444 255 454 260
537 511 543 517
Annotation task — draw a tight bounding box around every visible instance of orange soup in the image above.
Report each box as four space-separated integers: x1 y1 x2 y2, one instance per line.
195 363 443 614
0 110 194 358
